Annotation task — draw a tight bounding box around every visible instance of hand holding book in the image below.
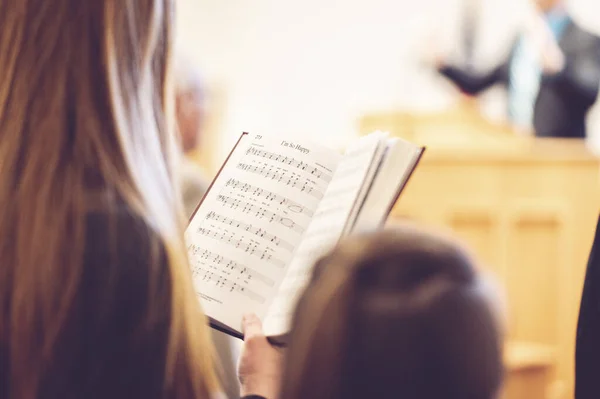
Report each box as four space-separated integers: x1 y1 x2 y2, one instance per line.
185 131 424 342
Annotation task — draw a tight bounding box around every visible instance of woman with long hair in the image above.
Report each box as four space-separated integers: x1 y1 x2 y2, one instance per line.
0 1 278 398
281 225 505 399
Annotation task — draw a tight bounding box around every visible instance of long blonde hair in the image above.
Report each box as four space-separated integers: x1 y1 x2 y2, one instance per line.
0 0 218 397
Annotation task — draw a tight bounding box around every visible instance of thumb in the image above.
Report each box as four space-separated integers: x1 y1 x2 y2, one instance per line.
242 313 264 340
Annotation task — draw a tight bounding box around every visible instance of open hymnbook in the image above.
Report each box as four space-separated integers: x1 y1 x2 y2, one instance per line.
185 131 424 343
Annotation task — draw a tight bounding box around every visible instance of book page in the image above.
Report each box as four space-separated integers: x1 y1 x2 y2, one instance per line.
262 133 386 337
351 138 423 233
185 133 341 334
340 132 389 235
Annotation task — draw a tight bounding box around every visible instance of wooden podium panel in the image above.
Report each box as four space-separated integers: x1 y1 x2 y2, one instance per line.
503 342 555 399
361 109 600 399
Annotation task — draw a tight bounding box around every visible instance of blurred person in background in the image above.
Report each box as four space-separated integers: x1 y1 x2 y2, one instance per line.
281 225 505 399
432 0 600 138
0 1 279 398
576 216 600 398
175 57 242 399
175 57 210 219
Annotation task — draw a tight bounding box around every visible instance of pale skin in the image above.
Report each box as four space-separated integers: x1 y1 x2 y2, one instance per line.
533 0 562 12
238 314 284 399
176 85 204 154
528 0 566 74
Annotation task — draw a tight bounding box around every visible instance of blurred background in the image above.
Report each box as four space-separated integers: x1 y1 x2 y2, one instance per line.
175 0 600 398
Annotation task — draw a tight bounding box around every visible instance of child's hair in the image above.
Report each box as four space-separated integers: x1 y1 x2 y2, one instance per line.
282 224 504 399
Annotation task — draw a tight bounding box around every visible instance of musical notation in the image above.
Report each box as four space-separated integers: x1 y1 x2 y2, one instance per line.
246 146 333 182
192 266 265 304
205 211 295 252
189 245 275 287
196 227 286 268
236 163 324 200
225 178 315 217
216 195 305 234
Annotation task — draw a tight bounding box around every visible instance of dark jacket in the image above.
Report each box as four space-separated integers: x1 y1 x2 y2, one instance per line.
32 205 260 399
576 216 600 399
439 20 600 139
37 207 172 398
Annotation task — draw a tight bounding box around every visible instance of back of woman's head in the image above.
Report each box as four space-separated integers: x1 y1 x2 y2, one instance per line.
0 1 216 397
283 224 504 399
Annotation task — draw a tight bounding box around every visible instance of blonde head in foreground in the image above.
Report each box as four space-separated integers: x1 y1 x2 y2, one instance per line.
283 225 504 399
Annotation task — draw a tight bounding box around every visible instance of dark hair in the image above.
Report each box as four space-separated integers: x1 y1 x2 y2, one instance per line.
282 224 504 399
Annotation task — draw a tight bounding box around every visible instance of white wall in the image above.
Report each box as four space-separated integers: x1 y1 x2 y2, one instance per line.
176 0 600 164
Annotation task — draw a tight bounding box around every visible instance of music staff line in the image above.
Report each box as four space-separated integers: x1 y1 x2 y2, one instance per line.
189 245 275 287
216 195 306 235
196 227 287 268
245 146 333 183
236 163 325 200
206 211 295 252
225 178 315 218
192 266 265 304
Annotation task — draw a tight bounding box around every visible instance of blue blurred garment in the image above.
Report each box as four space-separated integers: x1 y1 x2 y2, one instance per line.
438 6 600 138
507 7 571 128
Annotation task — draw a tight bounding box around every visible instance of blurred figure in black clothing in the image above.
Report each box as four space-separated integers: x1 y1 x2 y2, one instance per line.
576 216 600 399
436 0 600 138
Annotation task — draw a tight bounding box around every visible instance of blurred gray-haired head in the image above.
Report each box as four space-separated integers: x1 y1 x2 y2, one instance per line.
173 53 205 153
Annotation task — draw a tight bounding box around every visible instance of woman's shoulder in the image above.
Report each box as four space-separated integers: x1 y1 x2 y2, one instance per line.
81 198 171 326
86 201 152 237
70 199 173 398
83 198 166 269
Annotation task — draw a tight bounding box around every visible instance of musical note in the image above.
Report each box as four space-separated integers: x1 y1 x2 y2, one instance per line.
191 266 266 303
236 163 324 200
224 178 316 216
189 245 275 287
215 195 306 234
245 146 333 183
205 212 295 252
196 227 286 268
